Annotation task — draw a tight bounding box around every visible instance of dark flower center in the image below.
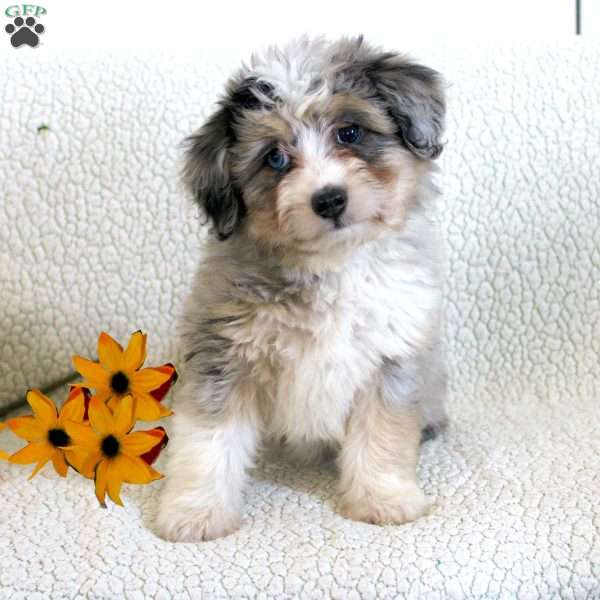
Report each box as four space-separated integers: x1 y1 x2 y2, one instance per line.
101 435 120 458
111 371 129 394
48 428 70 448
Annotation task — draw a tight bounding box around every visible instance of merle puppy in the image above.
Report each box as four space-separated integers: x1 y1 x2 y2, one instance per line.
156 36 448 542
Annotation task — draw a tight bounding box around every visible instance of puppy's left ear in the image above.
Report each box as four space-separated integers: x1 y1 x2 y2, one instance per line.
367 54 446 159
182 107 245 240
182 77 276 240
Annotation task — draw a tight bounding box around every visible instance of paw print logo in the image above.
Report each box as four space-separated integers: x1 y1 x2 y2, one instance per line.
5 16 45 48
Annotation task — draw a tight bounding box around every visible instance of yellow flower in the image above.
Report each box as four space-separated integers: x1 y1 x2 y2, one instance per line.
0 422 8 460
7 388 90 478
65 395 163 507
72 331 174 421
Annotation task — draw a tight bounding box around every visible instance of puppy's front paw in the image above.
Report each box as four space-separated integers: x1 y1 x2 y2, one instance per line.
338 481 431 525
155 503 241 542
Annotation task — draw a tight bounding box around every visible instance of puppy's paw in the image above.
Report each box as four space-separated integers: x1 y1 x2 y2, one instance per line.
154 503 241 542
338 481 430 526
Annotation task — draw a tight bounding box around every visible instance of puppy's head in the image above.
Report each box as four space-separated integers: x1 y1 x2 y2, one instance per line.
184 37 445 265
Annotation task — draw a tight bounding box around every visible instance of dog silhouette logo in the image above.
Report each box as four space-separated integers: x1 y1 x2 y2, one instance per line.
4 4 46 47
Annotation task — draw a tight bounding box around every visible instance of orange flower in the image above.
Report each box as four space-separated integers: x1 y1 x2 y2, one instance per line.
65 395 163 507
7 388 90 478
139 426 169 466
0 422 8 460
72 331 175 421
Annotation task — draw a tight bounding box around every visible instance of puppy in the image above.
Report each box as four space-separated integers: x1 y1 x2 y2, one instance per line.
156 36 448 542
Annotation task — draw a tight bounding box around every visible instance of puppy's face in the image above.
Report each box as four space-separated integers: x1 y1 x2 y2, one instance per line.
230 95 428 254
184 38 445 264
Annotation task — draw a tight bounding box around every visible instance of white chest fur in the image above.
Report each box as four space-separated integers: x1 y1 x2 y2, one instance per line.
242 234 441 450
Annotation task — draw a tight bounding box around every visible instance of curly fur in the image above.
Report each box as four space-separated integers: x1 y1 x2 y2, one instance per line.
156 36 448 542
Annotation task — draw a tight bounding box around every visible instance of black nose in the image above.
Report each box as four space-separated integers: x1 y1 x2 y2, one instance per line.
311 186 347 220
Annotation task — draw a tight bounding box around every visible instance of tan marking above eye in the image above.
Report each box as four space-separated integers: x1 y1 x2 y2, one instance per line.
326 94 396 135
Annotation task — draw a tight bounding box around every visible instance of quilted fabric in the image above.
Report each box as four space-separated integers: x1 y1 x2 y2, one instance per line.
1 42 599 598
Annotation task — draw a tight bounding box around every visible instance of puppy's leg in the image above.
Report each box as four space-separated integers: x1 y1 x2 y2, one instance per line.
155 378 260 542
419 340 449 443
337 364 430 525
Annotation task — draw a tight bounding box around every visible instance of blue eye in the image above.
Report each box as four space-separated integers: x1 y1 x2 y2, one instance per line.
266 148 290 171
337 125 362 144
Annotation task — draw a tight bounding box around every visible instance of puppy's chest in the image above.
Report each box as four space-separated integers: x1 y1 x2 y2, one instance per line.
250 290 370 443
236 267 435 444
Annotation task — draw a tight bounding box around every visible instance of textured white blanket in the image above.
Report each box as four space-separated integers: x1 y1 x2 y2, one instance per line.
1 42 599 598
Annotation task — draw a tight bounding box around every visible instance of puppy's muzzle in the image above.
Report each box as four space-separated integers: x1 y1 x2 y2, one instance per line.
311 186 347 221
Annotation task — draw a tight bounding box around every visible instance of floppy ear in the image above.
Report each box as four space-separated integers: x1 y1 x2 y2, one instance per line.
182 107 245 240
182 77 276 240
366 53 446 159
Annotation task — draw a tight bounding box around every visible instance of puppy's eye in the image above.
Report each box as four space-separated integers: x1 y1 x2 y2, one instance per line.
265 148 290 171
336 125 362 145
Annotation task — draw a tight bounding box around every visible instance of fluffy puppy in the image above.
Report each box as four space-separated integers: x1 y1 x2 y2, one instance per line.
156 36 448 542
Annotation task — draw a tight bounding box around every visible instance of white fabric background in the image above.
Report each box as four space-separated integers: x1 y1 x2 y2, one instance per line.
0 42 599 598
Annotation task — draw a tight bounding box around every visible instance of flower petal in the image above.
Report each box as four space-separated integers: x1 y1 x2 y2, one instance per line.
94 460 108 507
9 441 53 465
64 447 94 479
59 387 89 424
113 395 136 437
82 450 103 477
106 461 124 506
64 420 99 449
132 392 172 422
97 332 124 373
114 453 163 484
52 451 69 477
72 356 110 390
130 368 172 393
0 422 6 459
140 427 169 465
88 396 115 436
149 364 178 403
122 331 147 373
106 395 121 413
121 431 163 456
93 389 111 405
7 416 47 442
28 455 52 479
26 389 58 428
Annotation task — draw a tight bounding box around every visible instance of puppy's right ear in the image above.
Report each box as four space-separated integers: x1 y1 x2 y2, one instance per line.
182 107 245 240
